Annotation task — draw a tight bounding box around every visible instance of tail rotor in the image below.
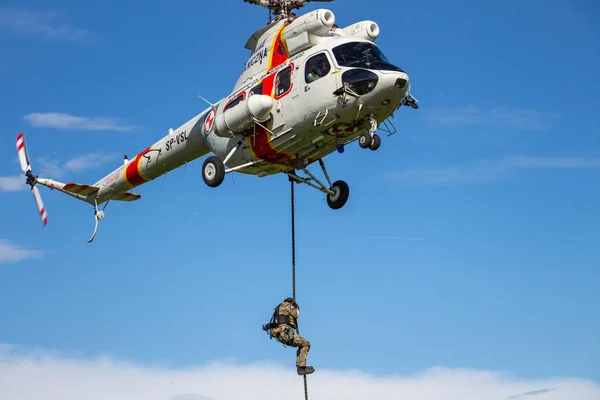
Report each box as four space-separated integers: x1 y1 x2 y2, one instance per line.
16 132 48 227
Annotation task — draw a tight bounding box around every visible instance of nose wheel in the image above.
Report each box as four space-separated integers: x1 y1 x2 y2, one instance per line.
286 159 350 210
358 115 381 151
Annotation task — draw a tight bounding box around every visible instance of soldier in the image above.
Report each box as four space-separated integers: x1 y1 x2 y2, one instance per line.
262 297 314 375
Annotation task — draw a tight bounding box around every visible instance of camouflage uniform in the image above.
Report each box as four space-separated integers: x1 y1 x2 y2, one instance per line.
263 298 314 375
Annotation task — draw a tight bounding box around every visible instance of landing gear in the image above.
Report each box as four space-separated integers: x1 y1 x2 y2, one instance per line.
202 155 225 188
358 115 381 151
286 159 350 210
369 134 381 150
88 198 109 243
326 180 349 210
358 133 372 149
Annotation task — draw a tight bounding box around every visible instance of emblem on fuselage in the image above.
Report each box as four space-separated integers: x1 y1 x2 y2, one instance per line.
203 108 217 134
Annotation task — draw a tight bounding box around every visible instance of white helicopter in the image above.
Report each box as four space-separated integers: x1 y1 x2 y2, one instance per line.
15 0 419 243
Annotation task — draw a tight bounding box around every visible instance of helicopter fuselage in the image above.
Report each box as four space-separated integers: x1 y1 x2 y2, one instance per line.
72 9 412 205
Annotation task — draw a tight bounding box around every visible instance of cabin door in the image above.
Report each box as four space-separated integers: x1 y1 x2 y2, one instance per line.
302 51 338 114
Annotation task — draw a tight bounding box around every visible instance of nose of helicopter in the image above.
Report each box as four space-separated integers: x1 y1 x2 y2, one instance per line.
393 72 409 92
376 70 410 105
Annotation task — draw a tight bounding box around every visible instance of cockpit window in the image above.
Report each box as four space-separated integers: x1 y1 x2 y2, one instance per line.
305 53 331 84
332 41 404 72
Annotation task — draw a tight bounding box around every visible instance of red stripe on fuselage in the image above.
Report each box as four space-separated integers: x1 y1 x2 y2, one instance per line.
124 147 151 187
247 23 298 165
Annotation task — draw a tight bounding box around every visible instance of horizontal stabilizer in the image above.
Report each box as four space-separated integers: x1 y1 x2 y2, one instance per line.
112 191 141 202
63 182 100 197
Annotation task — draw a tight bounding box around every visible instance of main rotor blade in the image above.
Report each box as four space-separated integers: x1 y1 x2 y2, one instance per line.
31 185 48 227
16 132 31 173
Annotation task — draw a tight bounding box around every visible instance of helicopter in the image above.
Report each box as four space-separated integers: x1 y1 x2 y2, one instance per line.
14 0 419 243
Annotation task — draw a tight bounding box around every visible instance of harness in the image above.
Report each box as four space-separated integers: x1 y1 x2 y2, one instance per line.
274 306 297 328
263 301 297 340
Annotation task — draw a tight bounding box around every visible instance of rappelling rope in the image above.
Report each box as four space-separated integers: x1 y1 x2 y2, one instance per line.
290 178 309 400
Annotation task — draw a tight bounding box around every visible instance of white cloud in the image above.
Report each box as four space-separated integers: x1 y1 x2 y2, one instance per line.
0 176 26 192
423 105 560 131
381 156 600 186
24 113 139 132
0 240 43 264
35 152 120 179
2 152 119 188
37 157 64 177
0 8 88 41
64 153 121 172
0 344 598 400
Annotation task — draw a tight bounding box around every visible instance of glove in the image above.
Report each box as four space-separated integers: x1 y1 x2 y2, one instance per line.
262 322 276 331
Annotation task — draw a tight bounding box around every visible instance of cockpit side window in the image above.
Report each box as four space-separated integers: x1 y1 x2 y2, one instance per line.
305 52 331 84
275 66 293 98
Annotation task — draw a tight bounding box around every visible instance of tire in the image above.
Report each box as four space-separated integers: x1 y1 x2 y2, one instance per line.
202 156 225 188
358 133 372 149
327 180 350 210
369 134 381 151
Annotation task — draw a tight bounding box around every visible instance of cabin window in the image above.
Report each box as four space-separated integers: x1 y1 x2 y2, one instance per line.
249 83 263 96
275 66 293 98
305 53 331 84
224 92 245 111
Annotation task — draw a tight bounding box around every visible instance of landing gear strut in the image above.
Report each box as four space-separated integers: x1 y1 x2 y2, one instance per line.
88 198 109 243
286 159 350 210
358 115 381 151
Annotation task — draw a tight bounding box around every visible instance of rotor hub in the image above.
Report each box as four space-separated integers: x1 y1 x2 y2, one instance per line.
244 0 327 21
25 170 37 186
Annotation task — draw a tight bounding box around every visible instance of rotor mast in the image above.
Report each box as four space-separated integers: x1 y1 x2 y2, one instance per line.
243 0 332 22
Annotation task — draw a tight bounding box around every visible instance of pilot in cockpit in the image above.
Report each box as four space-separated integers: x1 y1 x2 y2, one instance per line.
305 54 329 83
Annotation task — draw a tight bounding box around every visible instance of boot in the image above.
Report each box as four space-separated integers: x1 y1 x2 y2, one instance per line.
297 366 315 375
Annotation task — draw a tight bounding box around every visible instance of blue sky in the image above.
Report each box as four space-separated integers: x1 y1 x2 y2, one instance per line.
1 0 599 399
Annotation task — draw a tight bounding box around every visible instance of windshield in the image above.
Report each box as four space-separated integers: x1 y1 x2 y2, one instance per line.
332 41 404 72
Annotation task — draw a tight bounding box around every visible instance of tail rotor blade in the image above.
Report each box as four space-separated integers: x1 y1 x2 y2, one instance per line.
17 131 48 227
16 132 31 173
31 185 48 227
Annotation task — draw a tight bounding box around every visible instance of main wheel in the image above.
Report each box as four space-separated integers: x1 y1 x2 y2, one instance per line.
327 180 350 210
202 156 225 188
369 134 381 151
358 133 372 149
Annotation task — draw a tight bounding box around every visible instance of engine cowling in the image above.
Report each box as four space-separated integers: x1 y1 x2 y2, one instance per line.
214 94 273 137
342 21 380 42
283 8 336 55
